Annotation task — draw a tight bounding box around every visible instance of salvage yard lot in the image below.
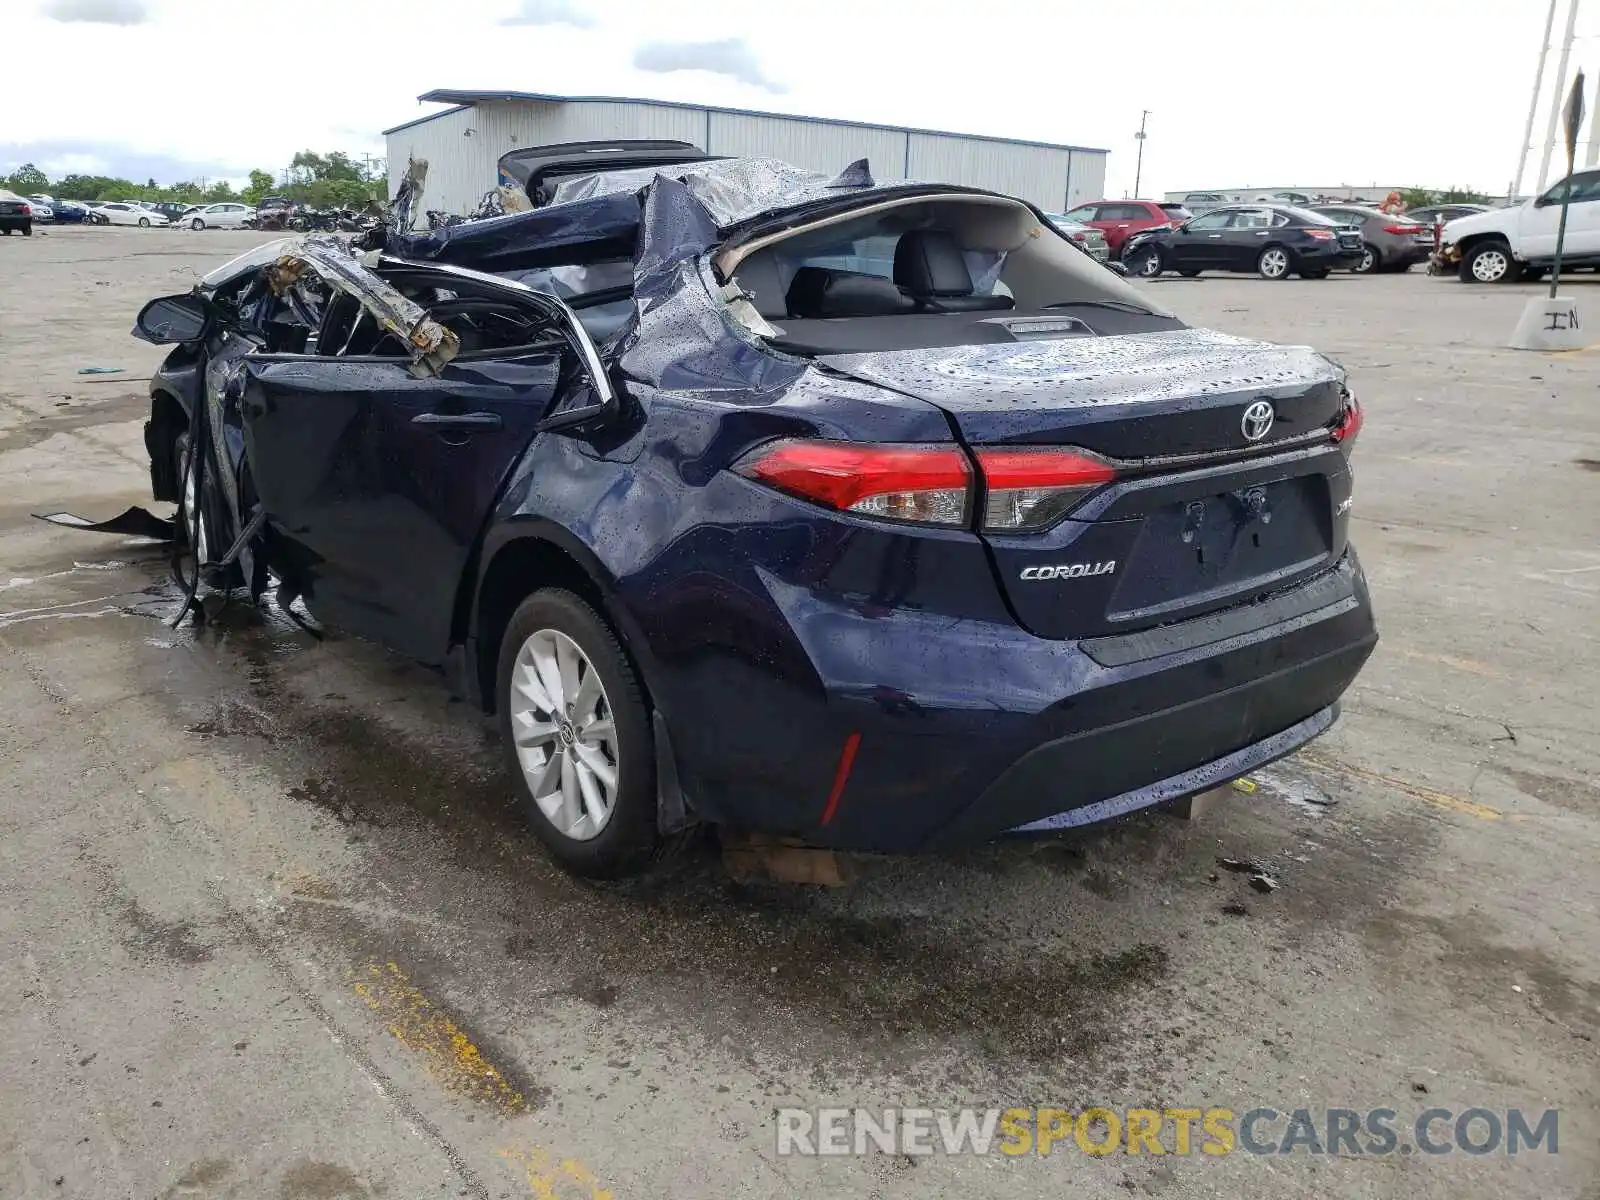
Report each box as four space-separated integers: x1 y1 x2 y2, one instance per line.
1 226 1596 1199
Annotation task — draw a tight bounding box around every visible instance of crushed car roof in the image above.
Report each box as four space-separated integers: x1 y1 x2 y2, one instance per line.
384 155 996 273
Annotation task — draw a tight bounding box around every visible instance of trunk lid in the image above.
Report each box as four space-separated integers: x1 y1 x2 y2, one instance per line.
820 328 1354 638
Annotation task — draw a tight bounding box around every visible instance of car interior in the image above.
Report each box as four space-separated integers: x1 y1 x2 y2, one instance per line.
716 195 1183 354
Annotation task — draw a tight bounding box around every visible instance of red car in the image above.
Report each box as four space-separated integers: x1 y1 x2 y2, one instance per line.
1059 199 1190 256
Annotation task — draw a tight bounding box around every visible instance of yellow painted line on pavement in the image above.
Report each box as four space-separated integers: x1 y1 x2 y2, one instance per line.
498 1144 615 1200
351 960 528 1115
1297 751 1517 822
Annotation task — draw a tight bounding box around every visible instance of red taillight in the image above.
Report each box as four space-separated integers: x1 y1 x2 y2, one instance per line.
1382 223 1417 235
1332 395 1363 447
1304 228 1336 241
734 440 972 526
976 447 1117 531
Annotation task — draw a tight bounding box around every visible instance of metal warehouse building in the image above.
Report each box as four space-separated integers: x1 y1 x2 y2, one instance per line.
384 89 1107 218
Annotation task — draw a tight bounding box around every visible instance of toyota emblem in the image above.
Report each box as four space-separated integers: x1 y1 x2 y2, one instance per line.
1241 400 1275 442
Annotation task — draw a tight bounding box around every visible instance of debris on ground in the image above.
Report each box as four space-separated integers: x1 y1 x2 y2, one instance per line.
76 366 124 374
1218 856 1280 894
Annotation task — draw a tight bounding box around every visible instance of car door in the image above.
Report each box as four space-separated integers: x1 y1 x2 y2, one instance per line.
236 268 602 662
1169 209 1232 267
1095 202 1149 253
1523 170 1600 258
1218 208 1276 268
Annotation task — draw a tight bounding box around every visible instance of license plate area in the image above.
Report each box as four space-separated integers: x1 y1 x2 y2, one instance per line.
1106 477 1331 622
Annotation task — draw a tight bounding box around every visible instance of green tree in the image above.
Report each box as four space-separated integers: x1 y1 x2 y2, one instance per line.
241 169 277 205
203 179 237 203
6 162 50 192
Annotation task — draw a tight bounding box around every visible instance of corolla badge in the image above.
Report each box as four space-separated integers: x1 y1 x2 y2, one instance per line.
1241 400 1275 441
1019 561 1116 581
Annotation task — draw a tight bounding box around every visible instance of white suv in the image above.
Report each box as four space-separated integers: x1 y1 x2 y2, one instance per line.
1440 171 1600 282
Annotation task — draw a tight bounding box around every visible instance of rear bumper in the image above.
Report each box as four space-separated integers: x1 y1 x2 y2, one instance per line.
663 549 1377 853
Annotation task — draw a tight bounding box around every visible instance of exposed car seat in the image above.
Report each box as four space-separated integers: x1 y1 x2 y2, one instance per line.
785 266 917 319
893 230 1013 312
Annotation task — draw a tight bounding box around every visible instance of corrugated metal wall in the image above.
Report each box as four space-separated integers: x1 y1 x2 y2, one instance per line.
388 99 1108 218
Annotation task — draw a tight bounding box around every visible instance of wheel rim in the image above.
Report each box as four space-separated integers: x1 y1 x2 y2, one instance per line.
509 629 618 841
1138 249 1161 276
1262 249 1288 277
1359 248 1375 272
192 219 203 230
1472 249 1508 281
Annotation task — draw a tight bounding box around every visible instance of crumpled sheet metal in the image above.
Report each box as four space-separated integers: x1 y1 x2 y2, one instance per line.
618 173 805 396
384 191 641 272
274 234 459 377
548 155 892 229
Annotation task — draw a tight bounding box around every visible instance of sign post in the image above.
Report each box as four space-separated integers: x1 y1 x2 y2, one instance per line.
1549 69 1586 297
1513 70 1590 349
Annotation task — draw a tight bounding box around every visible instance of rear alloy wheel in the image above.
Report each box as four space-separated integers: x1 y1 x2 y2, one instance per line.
498 589 660 877
1461 241 1516 283
1128 245 1163 278
191 217 205 231
1257 246 1291 279
1353 243 1380 274
138 216 150 228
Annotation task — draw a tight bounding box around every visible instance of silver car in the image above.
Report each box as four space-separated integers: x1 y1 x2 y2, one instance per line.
1045 214 1110 262
1312 205 1433 274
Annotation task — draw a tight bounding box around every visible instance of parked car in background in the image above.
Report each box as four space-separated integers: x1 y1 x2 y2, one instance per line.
94 201 161 227
1044 213 1110 262
1407 203 1491 226
1311 205 1433 273
1059 199 1180 256
34 197 90 223
26 196 55 223
142 201 195 224
1159 202 1193 224
125 150 1375 876
0 190 34 235
178 202 254 230
1254 191 1315 206
1437 170 1600 282
1124 204 1363 279
1179 192 1229 214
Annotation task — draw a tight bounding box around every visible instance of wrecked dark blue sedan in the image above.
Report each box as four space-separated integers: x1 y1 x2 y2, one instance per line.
125 151 1377 876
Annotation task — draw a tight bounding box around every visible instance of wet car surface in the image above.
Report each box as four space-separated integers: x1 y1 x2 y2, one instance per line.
2 228 1596 1199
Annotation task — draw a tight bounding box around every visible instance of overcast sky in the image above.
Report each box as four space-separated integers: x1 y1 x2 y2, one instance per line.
3 0 1586 199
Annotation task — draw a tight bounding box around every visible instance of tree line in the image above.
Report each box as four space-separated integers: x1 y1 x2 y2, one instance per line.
3 150 387 209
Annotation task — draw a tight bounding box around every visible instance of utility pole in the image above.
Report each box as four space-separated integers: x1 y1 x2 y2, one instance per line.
1513 0 1560 201
1133 110 1151 198
1537 0 1582 192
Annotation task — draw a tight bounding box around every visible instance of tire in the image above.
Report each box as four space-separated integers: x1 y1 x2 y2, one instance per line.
175 431 241 589
1257 245 1291 279
1300 269 1330 280
1353 243 1381 274
1460 240 1517 283
1127 244 1163 278
21 223 31 237
1177 268 1202 277
0 228 10 236
138 216 150 227
496 589 660 878
191 217 205 231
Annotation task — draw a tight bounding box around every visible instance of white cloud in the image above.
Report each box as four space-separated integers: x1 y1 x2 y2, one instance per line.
500 0 594 28
40 0 147 24
633 38 784 94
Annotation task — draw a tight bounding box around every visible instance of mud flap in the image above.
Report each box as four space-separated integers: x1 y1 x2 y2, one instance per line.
32 507 176 540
